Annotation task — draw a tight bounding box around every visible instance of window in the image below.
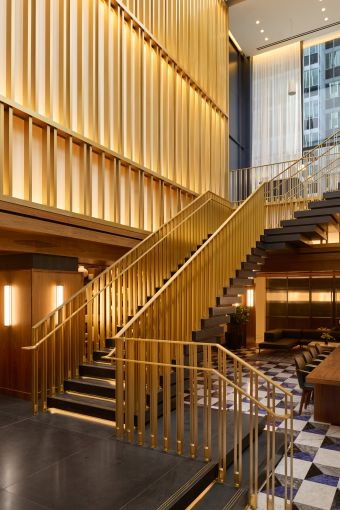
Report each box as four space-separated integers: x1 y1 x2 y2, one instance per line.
303 36 340 149
331 111 339 129
330 82 340 98
310 53 318 65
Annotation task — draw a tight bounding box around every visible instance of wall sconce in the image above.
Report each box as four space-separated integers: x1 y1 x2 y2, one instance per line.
56 285 64 307
4 285 12 326
246 288 254 308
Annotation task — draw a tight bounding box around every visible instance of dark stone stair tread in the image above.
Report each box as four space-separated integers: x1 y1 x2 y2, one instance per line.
294 206 340 218
210 305 236 316
192 326 225 341
217 296 242 306
48 392 115 411
225 287 247 296
201 315 228 328
65 377 115 388
281 214 336 227
231 278 254 286
309 197 340 208
193 483 248 510
79 362 116 379
264 224 325 237
323 191 340 199
261 233 302 243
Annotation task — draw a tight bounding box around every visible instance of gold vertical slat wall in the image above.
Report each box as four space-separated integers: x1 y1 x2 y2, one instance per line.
0 0 229 230
121 0 228 113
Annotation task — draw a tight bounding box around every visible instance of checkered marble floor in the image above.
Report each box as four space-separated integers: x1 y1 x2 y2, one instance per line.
185 347 340 510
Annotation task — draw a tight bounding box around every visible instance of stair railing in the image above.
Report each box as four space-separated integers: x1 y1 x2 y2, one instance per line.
230 129 340 205
230 160 296 204
105 337 294 510
265 134 340 228
23 191 233 413
109 185 266 343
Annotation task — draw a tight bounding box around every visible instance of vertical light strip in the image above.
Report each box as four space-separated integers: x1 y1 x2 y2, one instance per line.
56 285 64 307
247 288 254 308
4 285 12 326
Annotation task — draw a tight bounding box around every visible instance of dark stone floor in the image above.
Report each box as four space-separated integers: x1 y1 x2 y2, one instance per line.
0 394 207 510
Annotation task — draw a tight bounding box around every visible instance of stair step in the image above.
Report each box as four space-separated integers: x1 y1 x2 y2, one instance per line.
294 206 340 218
230 277 254 287
252 246 267 257
93 349 111 361
246 254 265 264
323 190 340 200
201 315 228 328
192 325 225 341
47 392 116 421
264 242 294 251
64 377 116 399
241 261 261 271
236 269 256 278
79 362 116 379
216 296 242 306
265 224 327 241
106 338 116 348
261 232 303 243
281 214 336 227
309 196 340 209
225 287 247 296
210 305 237 316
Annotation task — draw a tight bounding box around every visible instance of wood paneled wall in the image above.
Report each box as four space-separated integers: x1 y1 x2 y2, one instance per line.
0 0 229 230
0 269 83 397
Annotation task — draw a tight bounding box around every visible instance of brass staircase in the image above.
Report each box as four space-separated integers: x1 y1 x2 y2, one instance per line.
23 185 297 509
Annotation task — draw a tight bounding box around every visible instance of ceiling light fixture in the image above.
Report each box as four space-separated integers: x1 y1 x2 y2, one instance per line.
260 29 264 33
265 37 269 41
322 7 326 11
324 17 329 21
256 20 260 25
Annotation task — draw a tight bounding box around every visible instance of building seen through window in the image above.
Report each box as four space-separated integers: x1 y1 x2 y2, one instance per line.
303 37 340 149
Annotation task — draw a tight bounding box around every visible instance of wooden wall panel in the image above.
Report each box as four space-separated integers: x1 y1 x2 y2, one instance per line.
0 269 83 397
0 0 229 231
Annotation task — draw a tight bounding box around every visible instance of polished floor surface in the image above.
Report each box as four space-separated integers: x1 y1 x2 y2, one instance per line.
2 348 340 510
190 347 340 510
0 394 209 510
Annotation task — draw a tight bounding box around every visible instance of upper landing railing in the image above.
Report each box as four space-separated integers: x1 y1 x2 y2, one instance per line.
230 130 340 205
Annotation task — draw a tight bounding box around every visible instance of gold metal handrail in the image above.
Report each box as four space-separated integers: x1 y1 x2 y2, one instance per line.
109 185 266 342
265 135 340 228
26 195 232 349
104 337 294 510
231 129 340 206
23 191 233 413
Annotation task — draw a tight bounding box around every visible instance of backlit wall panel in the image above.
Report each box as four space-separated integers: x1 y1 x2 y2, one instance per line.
0 0 229 230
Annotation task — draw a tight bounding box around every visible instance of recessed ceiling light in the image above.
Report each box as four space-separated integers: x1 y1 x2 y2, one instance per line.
260 29 264 33
256 20 260 24
322 7 326 11
265 37 269 41
324 17 329 21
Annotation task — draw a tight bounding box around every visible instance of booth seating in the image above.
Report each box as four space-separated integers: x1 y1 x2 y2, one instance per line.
258 328 340 353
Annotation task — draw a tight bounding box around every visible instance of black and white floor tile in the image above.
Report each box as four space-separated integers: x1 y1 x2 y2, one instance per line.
186 347 340 510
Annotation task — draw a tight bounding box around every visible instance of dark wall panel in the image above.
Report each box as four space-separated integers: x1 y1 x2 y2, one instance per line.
229 39 251 171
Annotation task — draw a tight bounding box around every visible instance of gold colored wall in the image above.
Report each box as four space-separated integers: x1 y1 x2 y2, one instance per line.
0 0 229 230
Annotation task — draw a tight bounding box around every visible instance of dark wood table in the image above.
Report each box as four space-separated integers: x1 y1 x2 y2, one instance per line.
307 346 340 425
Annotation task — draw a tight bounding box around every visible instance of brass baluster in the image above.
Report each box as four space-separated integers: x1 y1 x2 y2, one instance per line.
115 337 124 439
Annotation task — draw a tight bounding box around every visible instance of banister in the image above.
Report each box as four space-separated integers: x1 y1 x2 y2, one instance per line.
25 195 233 348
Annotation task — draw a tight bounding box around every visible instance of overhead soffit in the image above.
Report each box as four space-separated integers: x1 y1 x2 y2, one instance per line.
229 0 340 56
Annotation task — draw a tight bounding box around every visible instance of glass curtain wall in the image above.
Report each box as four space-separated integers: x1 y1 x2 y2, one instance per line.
303 36 340 149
